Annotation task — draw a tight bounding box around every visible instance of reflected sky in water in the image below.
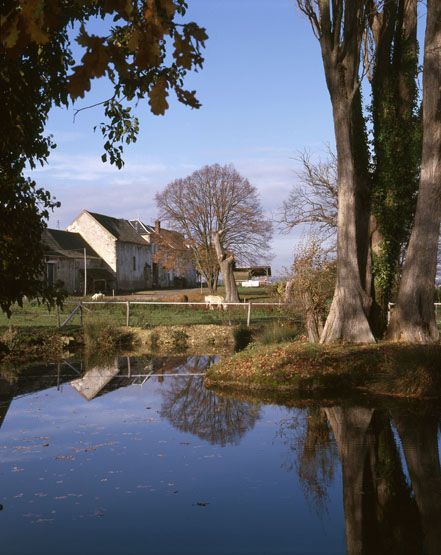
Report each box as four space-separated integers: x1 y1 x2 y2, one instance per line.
0 356 439 555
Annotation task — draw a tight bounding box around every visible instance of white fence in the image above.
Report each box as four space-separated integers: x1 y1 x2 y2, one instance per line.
61 300 288 329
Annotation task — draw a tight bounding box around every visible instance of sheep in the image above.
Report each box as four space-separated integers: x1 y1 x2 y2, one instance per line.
204 295 227 310
91 292 105 301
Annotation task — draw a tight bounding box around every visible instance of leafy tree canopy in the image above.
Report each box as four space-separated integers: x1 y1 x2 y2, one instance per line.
0 0 207 315
2 0 208 168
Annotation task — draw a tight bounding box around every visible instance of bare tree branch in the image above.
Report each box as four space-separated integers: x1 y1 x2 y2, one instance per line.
277 148 338 241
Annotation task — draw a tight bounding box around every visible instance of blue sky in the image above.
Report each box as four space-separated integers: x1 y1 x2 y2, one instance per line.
30 0 337 274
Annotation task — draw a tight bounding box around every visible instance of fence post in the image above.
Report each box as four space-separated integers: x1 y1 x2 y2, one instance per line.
126 301 130 327
247 302 251 327
79 301 83 327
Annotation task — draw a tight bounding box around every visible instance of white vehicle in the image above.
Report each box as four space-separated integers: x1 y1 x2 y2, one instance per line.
241 280 260 288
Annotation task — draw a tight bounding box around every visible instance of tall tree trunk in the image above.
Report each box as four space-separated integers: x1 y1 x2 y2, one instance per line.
321 99 375 343
306 1 376 344
369 0 420 339
388 0 441 342
212 230 240 303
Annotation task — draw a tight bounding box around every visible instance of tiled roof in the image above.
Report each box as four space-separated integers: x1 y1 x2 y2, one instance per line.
128 219 188 251
43 229 101 259
88 212 149 245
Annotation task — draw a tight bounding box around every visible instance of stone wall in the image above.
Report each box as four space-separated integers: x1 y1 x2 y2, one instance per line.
116 242 152 290
67 212 117 271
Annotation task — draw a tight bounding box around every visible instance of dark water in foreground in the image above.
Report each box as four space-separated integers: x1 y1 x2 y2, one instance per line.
0 355 440 555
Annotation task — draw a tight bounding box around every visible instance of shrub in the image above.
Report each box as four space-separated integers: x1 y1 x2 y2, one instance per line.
286 237 336 343
171 329 189 351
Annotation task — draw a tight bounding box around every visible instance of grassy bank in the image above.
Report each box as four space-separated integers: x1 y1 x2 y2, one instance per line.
0 322 237 364
205 341 441 399
0 286 287 330
0 327 83 363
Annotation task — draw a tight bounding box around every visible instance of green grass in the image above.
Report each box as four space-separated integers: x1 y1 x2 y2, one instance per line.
0 302 72 329
0 292 293 330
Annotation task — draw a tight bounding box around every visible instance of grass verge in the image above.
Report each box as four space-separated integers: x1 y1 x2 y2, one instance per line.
205 341 441 400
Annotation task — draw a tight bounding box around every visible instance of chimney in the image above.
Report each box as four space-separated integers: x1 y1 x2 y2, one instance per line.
155 219 161 233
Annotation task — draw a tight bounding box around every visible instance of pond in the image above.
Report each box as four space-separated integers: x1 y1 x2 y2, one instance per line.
0 355 440 554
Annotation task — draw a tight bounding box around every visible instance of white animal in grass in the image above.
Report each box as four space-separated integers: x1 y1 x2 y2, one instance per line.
91 292 105 301
204 295 227 310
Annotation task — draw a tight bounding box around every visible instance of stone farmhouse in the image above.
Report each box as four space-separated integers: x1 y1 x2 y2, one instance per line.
42 210 197 294
42 228 113 294
128 218 197 288
67 210 153 291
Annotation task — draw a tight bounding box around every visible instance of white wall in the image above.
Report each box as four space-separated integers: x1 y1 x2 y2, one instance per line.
67 212 117 271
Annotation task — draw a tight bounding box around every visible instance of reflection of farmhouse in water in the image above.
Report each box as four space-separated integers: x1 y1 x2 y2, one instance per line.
0 356 261 448
69 356 214 401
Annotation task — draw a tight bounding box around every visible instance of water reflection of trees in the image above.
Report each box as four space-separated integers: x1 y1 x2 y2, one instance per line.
279 408 337 514
281 404 441 554
159 357 261 446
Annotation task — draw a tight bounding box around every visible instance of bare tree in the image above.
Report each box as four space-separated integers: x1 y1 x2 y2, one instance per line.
156 164 273 299
388 0 441 342
279 149 338 241
297 1 375 343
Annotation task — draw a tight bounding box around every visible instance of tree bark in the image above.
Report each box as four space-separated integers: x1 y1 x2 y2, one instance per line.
388 0 441 343
308 2 375 344
320 98 375 343
369 0 420 339
212 230 240 303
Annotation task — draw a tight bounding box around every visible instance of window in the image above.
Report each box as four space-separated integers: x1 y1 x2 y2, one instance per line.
133 256 136 271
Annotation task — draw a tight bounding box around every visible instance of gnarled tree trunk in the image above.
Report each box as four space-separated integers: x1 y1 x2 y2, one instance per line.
297 1 375 343
388 0 441 343
212 230 240 303
320 96 375 343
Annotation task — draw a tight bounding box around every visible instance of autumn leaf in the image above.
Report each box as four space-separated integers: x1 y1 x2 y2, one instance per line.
162 0 177 19
68 66 91 99
173 32 193 69
135 36 161 68
148 76 169 115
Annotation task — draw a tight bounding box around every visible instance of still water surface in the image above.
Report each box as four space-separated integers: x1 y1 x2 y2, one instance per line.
0 355 439 554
